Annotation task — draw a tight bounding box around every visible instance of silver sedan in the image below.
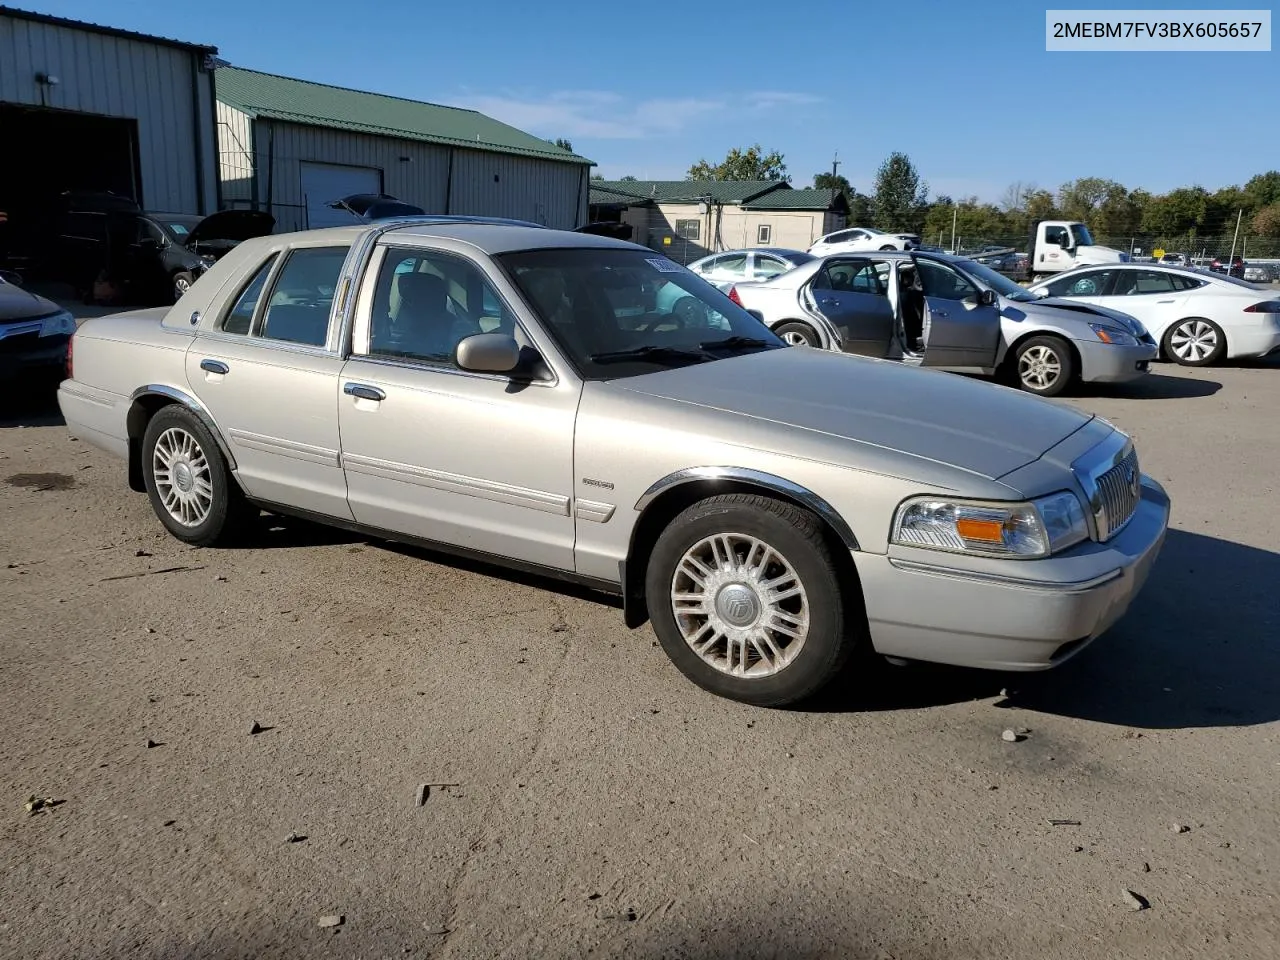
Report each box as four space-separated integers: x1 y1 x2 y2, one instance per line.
686 247 815 291
729 250 1158 396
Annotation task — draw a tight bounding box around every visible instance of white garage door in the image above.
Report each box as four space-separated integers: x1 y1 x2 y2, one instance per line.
300 162 381 228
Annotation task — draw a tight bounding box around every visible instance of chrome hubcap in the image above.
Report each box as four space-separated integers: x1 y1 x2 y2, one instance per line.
670 532 809 678
781 330 810 346
1170 320 1217 362
152 427 213 527
1019 345 1061 389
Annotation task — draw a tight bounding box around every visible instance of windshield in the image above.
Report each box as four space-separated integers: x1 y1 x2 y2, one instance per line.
1071 223 1095 246
956 258 1037 301
157 217 201 240
497 248 785 380
782 252 816 267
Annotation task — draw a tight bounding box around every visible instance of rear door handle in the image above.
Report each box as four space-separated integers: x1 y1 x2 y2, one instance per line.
344 382 386 402
934 310 949 318
200 359 229 375
1156 299 1175 303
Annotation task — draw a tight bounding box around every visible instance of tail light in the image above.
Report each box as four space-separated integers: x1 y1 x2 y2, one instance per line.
65 331 74 380
1244 301 1280 313
727 286 742 306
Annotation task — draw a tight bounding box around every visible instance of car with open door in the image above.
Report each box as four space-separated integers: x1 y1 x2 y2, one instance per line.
729 250 1157 396
57 217 1168 708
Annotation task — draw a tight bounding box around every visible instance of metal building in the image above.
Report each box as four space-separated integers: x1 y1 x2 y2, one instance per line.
0 6 220 222
214 67 593 233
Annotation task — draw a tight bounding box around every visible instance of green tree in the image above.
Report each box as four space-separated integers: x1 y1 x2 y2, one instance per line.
847 192 872 224
1141 186 1209 237
1057 177 1124 222
620 175 638 182
590 173 604 181
1252 203 1280 238
552 137 574 152
687 145 789 182
1024 189 1058 222
872 152 928 231
1243 171 1280 212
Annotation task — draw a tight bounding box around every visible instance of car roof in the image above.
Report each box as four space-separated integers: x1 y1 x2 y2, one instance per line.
383 221 639 254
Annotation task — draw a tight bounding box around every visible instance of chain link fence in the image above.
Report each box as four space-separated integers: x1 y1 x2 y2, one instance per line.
941 234 1280 262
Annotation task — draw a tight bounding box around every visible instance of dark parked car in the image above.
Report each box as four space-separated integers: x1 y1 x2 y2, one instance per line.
1210 255 1246 279
327 193 426 221
0 271 75 381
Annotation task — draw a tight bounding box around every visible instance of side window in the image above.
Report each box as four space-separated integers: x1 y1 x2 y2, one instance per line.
1044 225 1070 247
754 255 790 279
367 246 516 365
917 261 979 301
823 229 853 245
814 258 872 292
1170 274 1205 291
219 254 278 335
756 224 772 244
714 253 748 277
1127 270 1177 294
259 246 350 346
849 260 889 295
1044 270 1109 297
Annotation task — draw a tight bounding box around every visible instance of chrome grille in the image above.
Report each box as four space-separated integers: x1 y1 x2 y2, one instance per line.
1091 447 1141 540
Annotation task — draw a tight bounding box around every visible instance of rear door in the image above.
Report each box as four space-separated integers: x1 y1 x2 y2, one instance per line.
915 258 1002 367
808 256 894 356
184 241 353 519
751 252 795 282
1094 268 1198 341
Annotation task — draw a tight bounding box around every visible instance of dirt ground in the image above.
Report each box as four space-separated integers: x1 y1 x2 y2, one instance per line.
2 356 1278 960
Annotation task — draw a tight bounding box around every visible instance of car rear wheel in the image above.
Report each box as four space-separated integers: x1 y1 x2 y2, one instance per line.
172 271 194 303
142 406 254 546
1012 335 1075 396
644 494 856 706
879 244 896 251
1164 317 1225 366
774 321 819 347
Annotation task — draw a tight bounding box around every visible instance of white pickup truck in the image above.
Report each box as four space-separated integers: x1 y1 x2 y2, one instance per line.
1025 220 1128 280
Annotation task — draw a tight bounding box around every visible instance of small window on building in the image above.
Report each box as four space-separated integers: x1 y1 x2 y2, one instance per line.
675 219 700 240
757 224 772 244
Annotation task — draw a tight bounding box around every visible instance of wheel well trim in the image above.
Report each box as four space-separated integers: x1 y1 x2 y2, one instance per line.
1000 328 1081 376
634 467 859 551
127 384 238 470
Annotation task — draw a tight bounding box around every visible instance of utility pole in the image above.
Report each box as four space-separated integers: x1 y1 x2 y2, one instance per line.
829 152 841 229
950 204 958 253
1228 208 1243 265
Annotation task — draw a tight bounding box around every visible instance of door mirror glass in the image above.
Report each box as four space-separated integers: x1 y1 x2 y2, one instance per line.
977 288 997 306
455 333 522 373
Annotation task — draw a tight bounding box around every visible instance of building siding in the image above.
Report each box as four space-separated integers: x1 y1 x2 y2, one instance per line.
216 101 254 206
634 202 841 262
0 13 217 213
447 149 586 229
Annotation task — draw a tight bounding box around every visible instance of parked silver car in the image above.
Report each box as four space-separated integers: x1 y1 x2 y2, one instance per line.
58 219 1169 706
729 250 1158 396
686 248 814 291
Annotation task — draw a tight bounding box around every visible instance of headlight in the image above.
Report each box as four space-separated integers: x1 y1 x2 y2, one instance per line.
891 491 1089 559
38 310 76 338
1089 322 1137 346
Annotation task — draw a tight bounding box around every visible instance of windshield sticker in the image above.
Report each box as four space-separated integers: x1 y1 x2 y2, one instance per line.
645 258 683 273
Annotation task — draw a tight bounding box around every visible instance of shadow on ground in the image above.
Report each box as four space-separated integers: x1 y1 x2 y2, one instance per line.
1086 371 1222 400
809 529 1280 730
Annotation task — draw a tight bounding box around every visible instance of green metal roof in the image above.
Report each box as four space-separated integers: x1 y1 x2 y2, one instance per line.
741 188 845 211
215 67 592 166
590 180 788 205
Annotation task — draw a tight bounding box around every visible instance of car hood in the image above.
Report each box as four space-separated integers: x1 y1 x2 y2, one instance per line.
184 210 275 246
616 347 1092 481
0 283 61 323
1024 296 1144 329
1076 244 1126 263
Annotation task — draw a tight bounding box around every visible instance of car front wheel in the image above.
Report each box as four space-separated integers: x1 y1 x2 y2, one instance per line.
1012 335 1075 396
645 494 856 706
142 406 254 546
1164 317 1225 366
172 270 194 303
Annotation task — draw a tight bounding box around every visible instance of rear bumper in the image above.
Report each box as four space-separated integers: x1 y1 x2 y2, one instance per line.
853 477 1169 671
57 380 129 459
1075 338 1157 383
1226 319 1280 359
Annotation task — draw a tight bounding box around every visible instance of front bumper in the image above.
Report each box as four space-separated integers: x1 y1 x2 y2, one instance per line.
0 332 70 378
1075 337 1158 383
852 477 1169 671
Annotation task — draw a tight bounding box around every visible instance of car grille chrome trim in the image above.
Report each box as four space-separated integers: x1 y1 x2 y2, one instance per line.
1073 434 1141 542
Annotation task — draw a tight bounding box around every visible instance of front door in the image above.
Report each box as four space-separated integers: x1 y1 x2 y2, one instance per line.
807 256 894 357
1096 269 1192 341
184 243 353 519
914 258 1002 367
337 243 578 571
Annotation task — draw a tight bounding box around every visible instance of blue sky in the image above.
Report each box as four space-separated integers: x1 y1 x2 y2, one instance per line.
30 1 1278 201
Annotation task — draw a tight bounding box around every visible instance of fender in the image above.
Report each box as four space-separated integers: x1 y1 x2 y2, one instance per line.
634 466 860 551
127 384 238 471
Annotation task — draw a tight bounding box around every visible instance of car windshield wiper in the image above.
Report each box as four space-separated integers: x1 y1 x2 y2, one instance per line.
699 335 773 351
589 345 710 365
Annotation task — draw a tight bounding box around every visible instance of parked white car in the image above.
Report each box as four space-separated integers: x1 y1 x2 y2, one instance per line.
1028 263 1280 366
686 248 815 291
809 227 919 256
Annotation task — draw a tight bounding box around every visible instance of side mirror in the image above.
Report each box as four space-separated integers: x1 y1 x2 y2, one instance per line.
1034 288 1050 299
977 288 998 306
455 333 522 374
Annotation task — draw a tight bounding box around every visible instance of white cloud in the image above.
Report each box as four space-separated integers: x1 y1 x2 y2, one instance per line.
451 88 821 140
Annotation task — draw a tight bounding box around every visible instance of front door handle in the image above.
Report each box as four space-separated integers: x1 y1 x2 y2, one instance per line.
200 359 229 375
344 382 386 402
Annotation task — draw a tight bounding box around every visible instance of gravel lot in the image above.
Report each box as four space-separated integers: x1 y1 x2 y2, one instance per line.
2 355 1278 960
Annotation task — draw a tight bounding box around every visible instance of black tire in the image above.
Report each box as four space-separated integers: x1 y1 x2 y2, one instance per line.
1162 317 1225 367
1011 334 1075 396
172 270 195 303
644 494 857 707
141 405 255 547
879 244 897 251
774 320 820 347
